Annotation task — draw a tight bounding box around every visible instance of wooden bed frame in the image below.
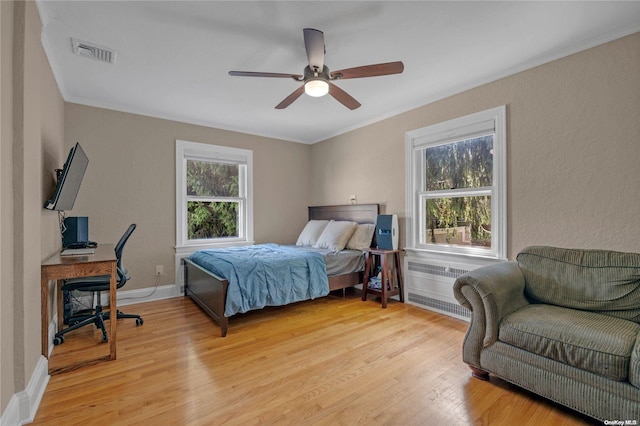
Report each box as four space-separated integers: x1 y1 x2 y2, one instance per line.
183 204 380 336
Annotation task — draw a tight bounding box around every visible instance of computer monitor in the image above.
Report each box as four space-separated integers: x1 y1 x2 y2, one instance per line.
44 143 89 211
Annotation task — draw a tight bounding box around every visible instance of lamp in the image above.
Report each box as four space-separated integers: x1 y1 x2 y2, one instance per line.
304 79 329 97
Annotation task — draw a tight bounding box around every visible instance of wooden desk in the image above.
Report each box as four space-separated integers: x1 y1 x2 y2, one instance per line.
41 244 117 374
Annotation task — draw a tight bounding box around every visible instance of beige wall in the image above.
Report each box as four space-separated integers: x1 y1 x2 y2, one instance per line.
64 104 312 290
39 0 66 391
1 0 65 416
41 61 66 256
311 32 640 259
0 0 15 413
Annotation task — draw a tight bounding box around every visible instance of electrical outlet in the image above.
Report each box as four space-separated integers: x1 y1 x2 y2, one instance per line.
349 194 357 204
155 265 163 276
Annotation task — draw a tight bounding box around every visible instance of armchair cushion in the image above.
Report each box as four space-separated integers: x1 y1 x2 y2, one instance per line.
500 304 640 381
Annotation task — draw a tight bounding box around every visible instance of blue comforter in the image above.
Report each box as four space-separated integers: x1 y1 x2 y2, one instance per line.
188 243 329 316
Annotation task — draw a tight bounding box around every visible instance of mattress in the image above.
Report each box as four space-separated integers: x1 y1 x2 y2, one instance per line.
284 245 365 276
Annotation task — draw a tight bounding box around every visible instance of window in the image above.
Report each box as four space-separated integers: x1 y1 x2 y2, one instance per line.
405 106 506 259
176 140 253 252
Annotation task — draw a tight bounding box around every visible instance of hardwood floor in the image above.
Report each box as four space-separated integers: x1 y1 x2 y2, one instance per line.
33 291 597 425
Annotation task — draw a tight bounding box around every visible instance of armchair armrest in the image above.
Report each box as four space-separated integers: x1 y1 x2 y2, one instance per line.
453 261 529 369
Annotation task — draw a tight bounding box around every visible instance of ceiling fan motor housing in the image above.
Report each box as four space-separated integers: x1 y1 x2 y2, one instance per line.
303 65 332 83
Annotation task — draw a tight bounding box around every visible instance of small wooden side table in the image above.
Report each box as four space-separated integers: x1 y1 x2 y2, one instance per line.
361 248 404 308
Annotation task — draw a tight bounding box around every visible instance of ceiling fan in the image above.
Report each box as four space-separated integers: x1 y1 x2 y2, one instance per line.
228 28 404 110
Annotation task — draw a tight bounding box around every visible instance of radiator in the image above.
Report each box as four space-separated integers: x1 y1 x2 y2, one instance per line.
405 260 471 320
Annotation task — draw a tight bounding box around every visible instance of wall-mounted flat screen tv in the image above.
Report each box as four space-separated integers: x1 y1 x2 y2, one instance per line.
44 143 89 211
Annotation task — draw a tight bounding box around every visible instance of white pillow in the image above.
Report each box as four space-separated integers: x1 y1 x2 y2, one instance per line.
313 221 357 252
346 223 376 250
296 220 329 246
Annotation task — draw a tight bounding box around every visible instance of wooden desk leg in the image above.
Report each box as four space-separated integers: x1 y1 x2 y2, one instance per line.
380 254 389 308
41 275 49 358
109 266 117 360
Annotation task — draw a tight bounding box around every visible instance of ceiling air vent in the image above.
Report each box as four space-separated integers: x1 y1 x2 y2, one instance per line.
71 38 115 64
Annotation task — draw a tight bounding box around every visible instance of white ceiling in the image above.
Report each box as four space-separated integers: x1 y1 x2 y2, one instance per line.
37 1 640 144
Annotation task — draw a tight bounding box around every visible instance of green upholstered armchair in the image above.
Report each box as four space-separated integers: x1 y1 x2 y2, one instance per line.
454 246 640 422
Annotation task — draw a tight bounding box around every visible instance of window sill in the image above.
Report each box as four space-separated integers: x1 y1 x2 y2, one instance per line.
404 247 507 266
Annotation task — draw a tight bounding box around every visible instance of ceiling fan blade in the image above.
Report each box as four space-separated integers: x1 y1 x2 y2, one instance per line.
331 61 404 80
229 71 302 80
328 82 361 110
303 28 325 72
275 85 305 109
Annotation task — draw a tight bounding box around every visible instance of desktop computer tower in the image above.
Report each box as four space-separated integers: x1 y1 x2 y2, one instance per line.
62 216 89 247
376 214 398 250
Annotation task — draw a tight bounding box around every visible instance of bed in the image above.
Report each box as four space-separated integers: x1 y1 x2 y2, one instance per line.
183 204 379 336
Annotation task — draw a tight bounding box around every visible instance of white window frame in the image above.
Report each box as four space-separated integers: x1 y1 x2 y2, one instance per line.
405 105 507 260
175 140 253 254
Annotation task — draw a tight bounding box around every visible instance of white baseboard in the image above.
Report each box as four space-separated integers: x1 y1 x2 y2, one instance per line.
0 394 19 426
0 356 49 426
116 283 180 307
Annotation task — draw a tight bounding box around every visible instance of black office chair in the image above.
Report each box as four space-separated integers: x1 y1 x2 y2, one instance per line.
53 224 143 345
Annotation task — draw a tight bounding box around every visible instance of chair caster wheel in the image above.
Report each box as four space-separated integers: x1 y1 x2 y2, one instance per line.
101 334 108 343
53 336 64 345
136 318 143 326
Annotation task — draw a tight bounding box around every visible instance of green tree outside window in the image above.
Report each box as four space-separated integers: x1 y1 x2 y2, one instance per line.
186 160 240 240
424 136 493 247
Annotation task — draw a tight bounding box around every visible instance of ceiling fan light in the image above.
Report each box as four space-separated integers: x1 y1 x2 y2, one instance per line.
305 79 329 97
